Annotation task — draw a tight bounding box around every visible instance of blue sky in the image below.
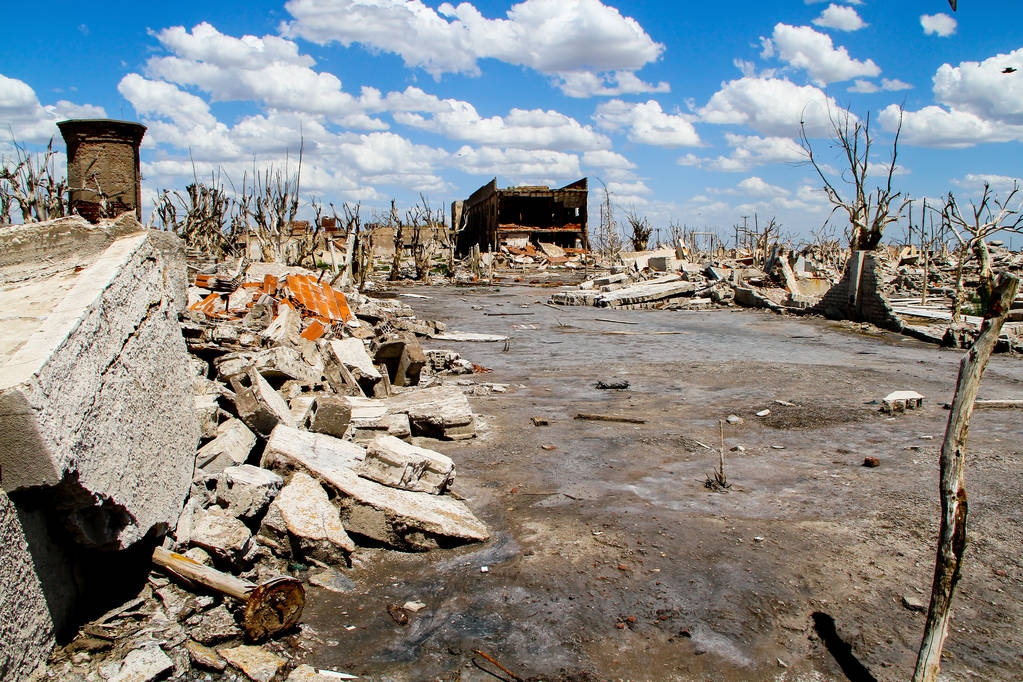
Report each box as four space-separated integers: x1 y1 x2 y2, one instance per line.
2 0 1021 242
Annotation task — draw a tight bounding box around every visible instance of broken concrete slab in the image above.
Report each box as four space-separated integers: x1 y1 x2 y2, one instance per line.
216 465 283 520
0 216 199 550
326 337 379 379
374 333 427 387
261 425 488 550
383 385 476 440
360 434 455 494
108 643 174 682
309 394 352 439
218 645 286 682
595 275 695 308
228 366 296 438
262 424 366 475
344 396 412 440
189 507 253 564
195 393 221 440
216 347 323 385
260 471 355 563
196 419 257 474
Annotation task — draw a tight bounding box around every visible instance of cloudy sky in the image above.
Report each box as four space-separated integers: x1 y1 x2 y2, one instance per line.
2 0 1021 241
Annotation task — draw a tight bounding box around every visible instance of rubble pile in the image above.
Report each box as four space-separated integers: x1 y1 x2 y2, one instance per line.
546 245 834 311
544 242 1023 349
39 259 493 681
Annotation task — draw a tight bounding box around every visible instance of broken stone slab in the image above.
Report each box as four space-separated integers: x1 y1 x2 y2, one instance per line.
260 471 355 564
261 425 489 550
196 419 257 474
0 216 199 550
216 347 323 385
108 643 174 682
195 393 221 440
216 465 283 520
595 276 694 307
262 424 366 474
309 394 353 439
189 507 252 564
289 395 316 429
186 603 241 646
261 303 303 347
548 290 599 306
383 385 476 440
228 366 296 438
343 396 412 440
218 644 287 682
185 640 226 671
374 333 427 387
360 434 455 494
326 338 382 386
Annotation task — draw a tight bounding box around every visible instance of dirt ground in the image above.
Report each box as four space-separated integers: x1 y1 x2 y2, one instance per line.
296 282 1023 682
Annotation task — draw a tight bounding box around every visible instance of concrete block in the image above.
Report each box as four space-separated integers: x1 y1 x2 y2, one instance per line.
309 394 352 438
261 424 488 550
288 395 316 429
344 396 412 440
189 507 252 564
196 418 257 474
216 346 323 385
383 385 476 440
325 337 382 393
0 217 199 549
360 434 455 494
216 464 283 520
195 393 221 439
259 471 355 564
228 366 295 438
374 334 426 387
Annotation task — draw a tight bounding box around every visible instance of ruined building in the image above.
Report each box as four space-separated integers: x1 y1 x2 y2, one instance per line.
452 178 588 255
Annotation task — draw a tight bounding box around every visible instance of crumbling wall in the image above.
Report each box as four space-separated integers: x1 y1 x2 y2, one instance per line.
0 215 199 677
810 250 903 330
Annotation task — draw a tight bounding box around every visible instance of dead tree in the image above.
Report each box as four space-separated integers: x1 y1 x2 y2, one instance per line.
624 208 653 252
913 270 1020 682
594 178 622 259
153 175 236 259
0 137 68 224
408 194 440 280
800 107 906 251
388 200 403 281
941 183 1023 321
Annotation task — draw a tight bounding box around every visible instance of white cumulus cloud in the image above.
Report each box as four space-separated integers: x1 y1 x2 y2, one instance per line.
594 99 701 147
0 72 106 144
763 23 880 85
921 14 957 38
394 97 610 151
699 77 842 138
281 0 664 95
812 4 867 32
679 134 805 172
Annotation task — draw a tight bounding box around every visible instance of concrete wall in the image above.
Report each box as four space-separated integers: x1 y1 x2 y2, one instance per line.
0 215 199 678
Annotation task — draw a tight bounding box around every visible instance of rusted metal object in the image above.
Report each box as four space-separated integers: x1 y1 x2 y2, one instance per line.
152 547 304 641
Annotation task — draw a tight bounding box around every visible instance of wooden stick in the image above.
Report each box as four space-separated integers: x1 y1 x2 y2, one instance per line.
913 272 1019 682
153 547 305 641
594 317 639 325
574 413 646 424
472 649 523 681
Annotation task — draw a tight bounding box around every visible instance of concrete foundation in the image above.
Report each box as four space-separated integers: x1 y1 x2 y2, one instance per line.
0 215 198 678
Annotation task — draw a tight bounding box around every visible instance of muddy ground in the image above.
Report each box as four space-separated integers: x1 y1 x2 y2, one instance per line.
297 283 1023 682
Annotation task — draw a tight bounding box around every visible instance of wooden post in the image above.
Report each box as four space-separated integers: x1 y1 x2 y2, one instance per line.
913 272 1019 682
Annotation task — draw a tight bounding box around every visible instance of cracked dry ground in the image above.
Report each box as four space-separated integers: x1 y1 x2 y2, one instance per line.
297 283 1023 682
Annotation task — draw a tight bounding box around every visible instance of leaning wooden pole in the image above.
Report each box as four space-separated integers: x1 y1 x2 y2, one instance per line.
913 272 1019 682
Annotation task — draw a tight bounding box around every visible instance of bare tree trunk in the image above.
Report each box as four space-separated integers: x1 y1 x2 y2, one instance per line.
913 272 1019 682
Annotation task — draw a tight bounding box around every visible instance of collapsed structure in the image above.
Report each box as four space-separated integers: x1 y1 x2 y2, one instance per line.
452 178 588 255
